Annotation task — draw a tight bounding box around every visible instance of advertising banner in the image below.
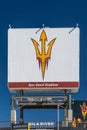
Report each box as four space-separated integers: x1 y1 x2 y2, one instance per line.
8 27 80 93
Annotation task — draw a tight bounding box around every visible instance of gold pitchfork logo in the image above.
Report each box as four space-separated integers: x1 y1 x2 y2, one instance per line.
31 29 56 80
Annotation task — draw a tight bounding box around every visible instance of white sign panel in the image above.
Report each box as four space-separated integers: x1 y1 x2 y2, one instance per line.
8 27 80 93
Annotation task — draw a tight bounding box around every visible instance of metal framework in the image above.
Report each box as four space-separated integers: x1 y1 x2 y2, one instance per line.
11 91 72 126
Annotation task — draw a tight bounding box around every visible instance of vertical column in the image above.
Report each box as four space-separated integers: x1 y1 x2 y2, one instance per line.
68 95 73 123
11 96 16 124
19 90 24 124
64 107 68 127
64 92 68 127
57 104 59 130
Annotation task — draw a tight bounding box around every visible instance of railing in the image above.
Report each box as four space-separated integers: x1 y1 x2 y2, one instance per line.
0 121 87 130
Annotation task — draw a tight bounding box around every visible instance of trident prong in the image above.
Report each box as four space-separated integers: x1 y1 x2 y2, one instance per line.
31 29 56 80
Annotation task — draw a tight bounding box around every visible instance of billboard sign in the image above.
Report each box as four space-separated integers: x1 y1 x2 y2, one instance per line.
8 27 80 93
12 122 55 130
72 101 87 121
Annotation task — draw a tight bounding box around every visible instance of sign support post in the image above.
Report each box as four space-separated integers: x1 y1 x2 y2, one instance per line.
19 90 24 124
57 104 59 130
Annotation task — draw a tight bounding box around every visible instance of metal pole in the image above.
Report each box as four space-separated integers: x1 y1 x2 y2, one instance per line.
19 90 24 124
69 95 71 110
57 104 59 130
11 96 16 124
